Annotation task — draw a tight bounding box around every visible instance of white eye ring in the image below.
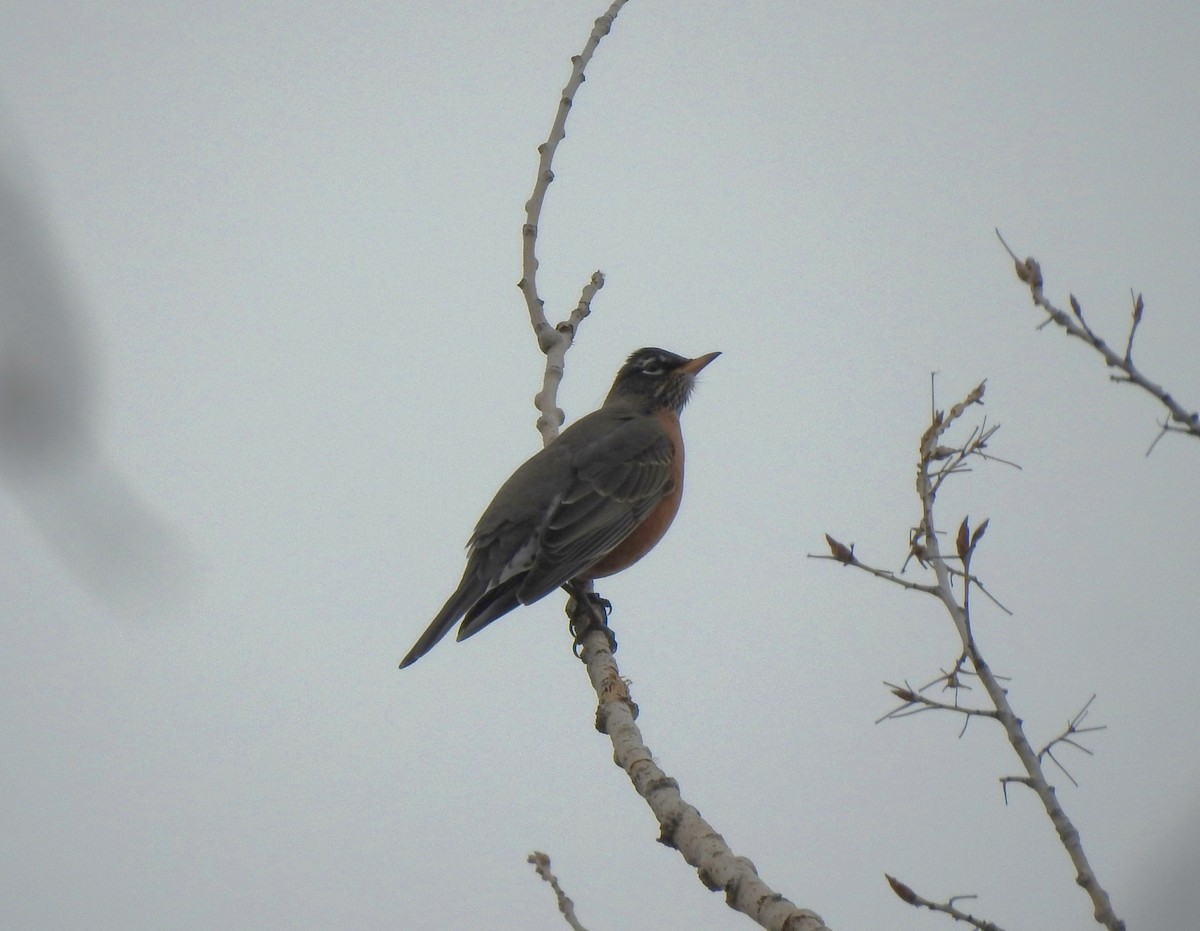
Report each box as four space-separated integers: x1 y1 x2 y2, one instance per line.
640 362 664 376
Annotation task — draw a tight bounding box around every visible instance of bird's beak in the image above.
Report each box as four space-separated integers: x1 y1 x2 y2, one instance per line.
679 351 721 374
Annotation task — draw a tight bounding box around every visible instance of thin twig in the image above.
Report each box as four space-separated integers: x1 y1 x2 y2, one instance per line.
879 680 999 723
1034 695 1105 788
885 875 1009 931
813 536 1014 617
811 536 940 596
996 229 1200 450
528 852 591 931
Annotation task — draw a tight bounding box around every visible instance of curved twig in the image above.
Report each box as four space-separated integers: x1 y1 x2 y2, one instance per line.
519 4 626 444
996 229 1200 451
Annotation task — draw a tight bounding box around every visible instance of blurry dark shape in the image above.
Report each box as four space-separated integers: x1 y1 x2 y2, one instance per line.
0 166 92 471
0 148 188 615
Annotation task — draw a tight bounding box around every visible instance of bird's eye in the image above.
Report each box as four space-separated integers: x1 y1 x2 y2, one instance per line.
640 362 664 376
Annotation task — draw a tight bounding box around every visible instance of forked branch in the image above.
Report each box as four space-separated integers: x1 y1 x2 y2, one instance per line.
519 3 628 444
519 6 830 929
886 875 1009 931
997 229 1200 452
817 382 1126 930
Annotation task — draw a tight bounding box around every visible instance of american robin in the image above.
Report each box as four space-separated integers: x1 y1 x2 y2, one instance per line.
399 347 719 668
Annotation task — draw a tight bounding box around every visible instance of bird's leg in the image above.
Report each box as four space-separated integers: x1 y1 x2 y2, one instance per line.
564 580 617 658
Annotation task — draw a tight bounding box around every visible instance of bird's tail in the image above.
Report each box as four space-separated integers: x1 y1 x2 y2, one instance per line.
454 577 524 643
399 577 482 668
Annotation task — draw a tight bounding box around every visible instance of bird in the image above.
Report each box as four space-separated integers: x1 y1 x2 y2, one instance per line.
399 347 720 668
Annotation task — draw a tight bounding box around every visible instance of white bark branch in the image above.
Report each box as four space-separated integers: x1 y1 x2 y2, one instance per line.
518 7 828 928
519 3 627 444
532 271 605 443
574 624 831 931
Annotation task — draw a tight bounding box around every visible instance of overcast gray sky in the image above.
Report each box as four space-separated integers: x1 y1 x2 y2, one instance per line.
1 3 1197 929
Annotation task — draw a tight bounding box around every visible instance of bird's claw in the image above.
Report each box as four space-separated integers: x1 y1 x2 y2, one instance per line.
572 616 618 658
566 587 617 658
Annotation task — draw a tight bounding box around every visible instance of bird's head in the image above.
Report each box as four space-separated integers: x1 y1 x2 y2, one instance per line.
604 347 720 414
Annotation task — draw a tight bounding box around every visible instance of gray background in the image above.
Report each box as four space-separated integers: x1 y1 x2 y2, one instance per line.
1 3 1196 929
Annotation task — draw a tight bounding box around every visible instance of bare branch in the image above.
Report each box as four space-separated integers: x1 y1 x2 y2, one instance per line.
826 379 1126 928
997 229 1200 448
573 617 830 931
885 874 1009 931
966 574 1013 616
519 4 628 443
1123 291 1144 364
518 16 829 928
878 677 999 724
532 271 606 442
810 536 940 595
1034 695 1106 788
528 851 591 931
911 385 1127 931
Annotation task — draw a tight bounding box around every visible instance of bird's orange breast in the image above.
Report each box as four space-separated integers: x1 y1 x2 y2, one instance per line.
582 409 685 579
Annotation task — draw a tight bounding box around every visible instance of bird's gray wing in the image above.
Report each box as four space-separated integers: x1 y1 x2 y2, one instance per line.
515 412 675 603
400 410 674 664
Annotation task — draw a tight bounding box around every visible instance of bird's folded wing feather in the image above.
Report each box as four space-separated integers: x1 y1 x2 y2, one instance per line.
516 416 675 602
